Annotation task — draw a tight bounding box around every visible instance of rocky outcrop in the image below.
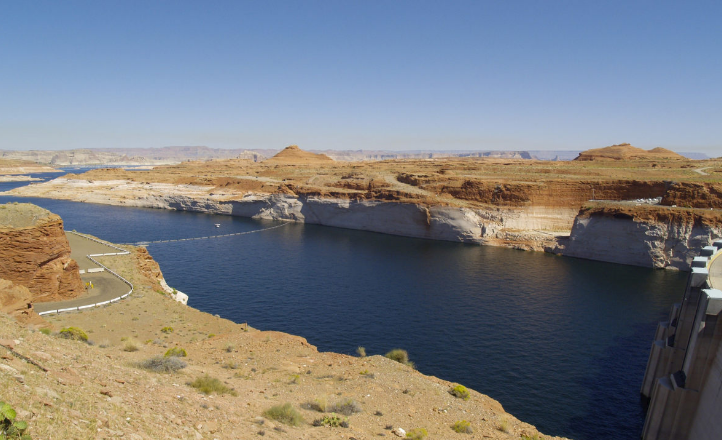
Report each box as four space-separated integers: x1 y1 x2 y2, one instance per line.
0 203 84 302
135 247 188 304
0 278 45 326
661 182 722 209
564 204 722 269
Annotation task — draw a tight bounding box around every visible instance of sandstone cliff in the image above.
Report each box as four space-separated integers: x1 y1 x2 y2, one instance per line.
0 203 84 302
564 204 722 269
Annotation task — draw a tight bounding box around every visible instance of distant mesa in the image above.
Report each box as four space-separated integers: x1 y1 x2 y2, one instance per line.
264 145 334 164
574 143 686 161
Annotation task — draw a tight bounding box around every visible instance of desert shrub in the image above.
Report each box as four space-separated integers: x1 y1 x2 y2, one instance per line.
521 435 543 440
160 326 173 334
58 327 88 341
136 356 187 373
39 328 51 336
262 403 303 426
385 349 414 368
405 428 428 439
208 333 215 338
449 384 470 400
188 374 237 396
289 374 300 384
356 346 366 357
1 401 32 439
164 347 187 357
312 414 348 428
359 369 375 378
327 398 362 416
451 420 473 434
223 360 241 369
225 343 235 352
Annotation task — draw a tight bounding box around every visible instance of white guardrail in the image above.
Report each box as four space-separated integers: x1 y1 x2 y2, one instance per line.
38 231 134 316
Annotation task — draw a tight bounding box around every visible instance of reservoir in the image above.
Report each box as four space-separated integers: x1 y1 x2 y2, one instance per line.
0 190 687 440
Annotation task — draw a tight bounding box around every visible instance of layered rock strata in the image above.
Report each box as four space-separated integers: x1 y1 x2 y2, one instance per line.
564 204 722 270
0 203 84 302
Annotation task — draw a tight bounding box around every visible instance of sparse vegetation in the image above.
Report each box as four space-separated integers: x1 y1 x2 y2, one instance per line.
1 401 32 439
188 374 237 396
385 348 414 368
136 356 187 373
289 374 300 384
58 327 88 341
225 343 235 352
405 428 428 439
449 384 470 400
262 403 303 426
451 420 473 434
164 347 187 357
355 346 366 357
160 326 174 333
521 434 544 440
312 414 348 428
39 328 51 335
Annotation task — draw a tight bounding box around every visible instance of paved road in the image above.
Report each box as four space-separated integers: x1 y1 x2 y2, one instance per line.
710 253 722 290
34 233 130 313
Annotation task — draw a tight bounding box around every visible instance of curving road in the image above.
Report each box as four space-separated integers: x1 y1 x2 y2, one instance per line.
33 233 130 314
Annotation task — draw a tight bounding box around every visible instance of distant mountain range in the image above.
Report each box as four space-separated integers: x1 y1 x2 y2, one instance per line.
0 146 708 166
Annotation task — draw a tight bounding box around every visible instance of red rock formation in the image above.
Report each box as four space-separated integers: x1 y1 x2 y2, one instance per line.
0 203 84 302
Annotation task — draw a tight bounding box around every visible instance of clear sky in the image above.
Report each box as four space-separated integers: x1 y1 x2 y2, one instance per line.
1 1 720 154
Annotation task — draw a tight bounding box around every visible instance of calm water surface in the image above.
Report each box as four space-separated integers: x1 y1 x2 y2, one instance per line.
1 190 686 440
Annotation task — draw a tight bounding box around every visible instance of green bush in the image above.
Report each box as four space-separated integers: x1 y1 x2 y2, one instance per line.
1 401 32 439
451 420 473 434
164 347 187 357
160 326 174 334
58 327 88 342
449 384 470 400
39 328 51 336
136 356 187 373
188 374 237 396
385 349 414 368
405 428 428 439
262 403 303 426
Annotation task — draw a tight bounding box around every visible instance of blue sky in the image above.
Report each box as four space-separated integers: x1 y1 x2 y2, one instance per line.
1 1 720 154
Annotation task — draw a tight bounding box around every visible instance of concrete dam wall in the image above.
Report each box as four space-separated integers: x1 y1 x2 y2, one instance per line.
640 239 722 440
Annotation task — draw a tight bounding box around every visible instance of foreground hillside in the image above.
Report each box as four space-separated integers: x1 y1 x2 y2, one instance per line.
0 229 565 439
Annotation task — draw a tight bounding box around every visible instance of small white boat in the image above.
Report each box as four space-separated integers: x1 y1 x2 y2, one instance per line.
214 224 221 228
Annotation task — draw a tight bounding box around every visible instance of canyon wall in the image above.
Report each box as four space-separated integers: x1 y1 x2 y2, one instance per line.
564 205 722 270
0 203 84 302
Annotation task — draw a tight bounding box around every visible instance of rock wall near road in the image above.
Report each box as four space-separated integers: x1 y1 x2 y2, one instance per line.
564 205 722 270
0 203 84 302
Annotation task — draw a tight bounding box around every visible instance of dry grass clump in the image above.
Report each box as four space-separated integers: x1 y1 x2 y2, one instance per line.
498 417 510 433
262 403 303 426
122 339 140 352
188 374 237 396
136 356 187 373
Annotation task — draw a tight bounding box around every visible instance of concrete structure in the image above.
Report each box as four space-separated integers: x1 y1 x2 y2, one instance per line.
641 239 722 440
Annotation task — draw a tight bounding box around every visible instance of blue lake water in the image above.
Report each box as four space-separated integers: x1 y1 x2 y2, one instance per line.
1 182 686 440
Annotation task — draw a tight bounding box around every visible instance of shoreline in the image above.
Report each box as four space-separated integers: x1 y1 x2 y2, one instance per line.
4 178 721 270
